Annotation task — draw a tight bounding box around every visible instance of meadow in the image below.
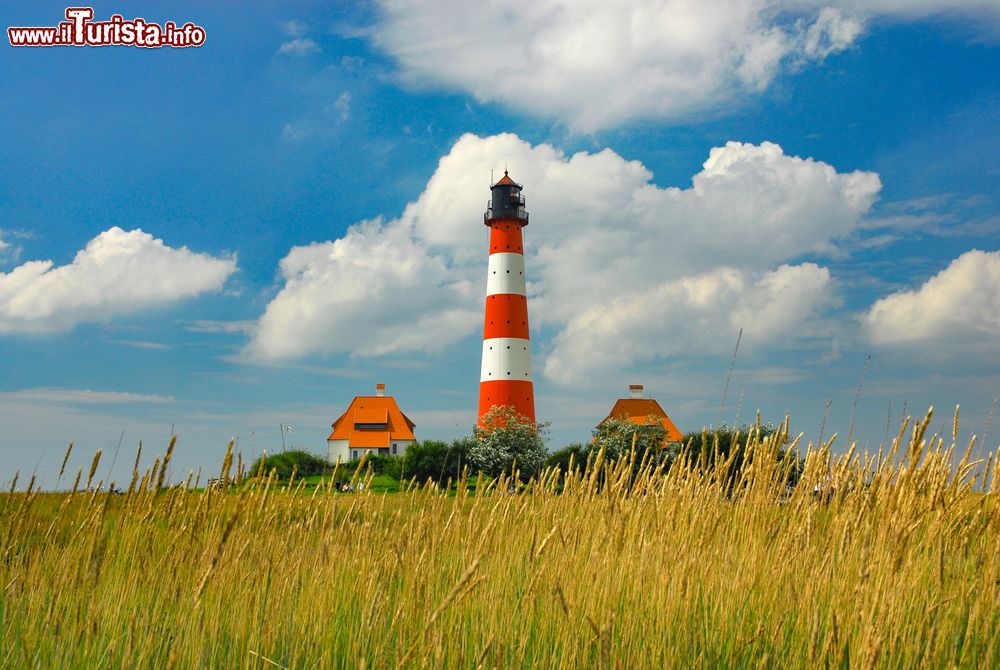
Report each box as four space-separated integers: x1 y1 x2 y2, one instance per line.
1 409 998 668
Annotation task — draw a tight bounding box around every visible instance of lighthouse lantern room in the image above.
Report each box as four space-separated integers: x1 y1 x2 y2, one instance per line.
478 171 535 424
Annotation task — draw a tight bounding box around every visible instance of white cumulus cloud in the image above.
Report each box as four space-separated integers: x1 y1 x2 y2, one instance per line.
244 220 479 360
398 134 878 329
0 227 236 334
544 264 833 384
371 1 999 130
864 249 1000 346
246 133 879 384
373 0 804 131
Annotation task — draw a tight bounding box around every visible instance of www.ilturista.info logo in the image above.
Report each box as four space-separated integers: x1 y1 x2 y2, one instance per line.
8 8 205 48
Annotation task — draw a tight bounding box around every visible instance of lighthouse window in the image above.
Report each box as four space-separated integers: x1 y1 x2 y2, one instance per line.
506 270 510 274
507 371 511 375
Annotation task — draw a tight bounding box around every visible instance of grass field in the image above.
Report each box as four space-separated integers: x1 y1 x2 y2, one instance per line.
1 410 998 668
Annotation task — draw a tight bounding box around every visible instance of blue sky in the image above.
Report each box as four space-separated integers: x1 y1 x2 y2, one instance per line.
2 1 999 487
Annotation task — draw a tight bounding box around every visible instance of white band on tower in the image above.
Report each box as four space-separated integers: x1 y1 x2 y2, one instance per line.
480 337 532 382
485 253 526 296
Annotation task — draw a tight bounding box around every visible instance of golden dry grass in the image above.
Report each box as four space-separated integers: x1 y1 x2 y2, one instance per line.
1 409 998 668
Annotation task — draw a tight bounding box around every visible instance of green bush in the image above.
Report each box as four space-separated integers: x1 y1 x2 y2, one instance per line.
545 443 589 473
352 454 402 478
328 454 403 484
248 449 330 480
401 439 471 486
682 423 802 491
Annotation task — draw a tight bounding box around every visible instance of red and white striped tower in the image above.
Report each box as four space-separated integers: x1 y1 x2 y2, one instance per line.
478 171 535 424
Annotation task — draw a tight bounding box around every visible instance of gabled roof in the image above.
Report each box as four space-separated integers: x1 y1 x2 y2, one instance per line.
599 398 683 442
328 395 416 445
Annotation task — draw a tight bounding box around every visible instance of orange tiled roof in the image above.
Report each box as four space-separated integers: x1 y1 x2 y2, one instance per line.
355 406 388 423
327 395 416 444
345 430 391 448
599 398 683 442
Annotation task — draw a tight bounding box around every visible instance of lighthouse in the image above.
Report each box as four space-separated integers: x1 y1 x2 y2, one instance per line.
478 171 535 424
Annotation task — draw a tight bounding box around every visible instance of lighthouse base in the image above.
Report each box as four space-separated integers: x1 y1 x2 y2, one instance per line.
478 380 535 425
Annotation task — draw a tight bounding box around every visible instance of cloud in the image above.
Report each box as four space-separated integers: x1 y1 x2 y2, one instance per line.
282 20 308 38
332 92 351 120
544 264 834 384
105 339 171 351
372 0 802 131
801 7 864 59
864 249 1000 346
243 219 480 361
186 320 255 335
278 37 320 56
400 134 878 328
0 227 236 334
861 194 999 238
371 1 997 130
0 388 175 405
0 229 28 265
816 1 1000 23
246 133 879 384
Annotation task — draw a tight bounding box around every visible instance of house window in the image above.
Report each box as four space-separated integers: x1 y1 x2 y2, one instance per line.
392 443 397 455
353 450 358 460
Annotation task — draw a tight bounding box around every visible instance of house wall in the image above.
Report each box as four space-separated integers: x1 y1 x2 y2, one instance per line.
328 439 350 464
328 439 415 463
392 439 415 458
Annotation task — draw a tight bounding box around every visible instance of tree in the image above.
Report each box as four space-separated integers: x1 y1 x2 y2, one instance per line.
401 439 472 486
469 405 548 479
682 423 802 490
545 443 589 473
592 415 670 462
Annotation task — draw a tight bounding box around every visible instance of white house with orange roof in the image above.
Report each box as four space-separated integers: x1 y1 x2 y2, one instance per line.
327 383 416 463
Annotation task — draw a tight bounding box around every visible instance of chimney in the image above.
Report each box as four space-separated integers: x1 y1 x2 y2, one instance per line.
629 384 643 399
375 383 385 397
